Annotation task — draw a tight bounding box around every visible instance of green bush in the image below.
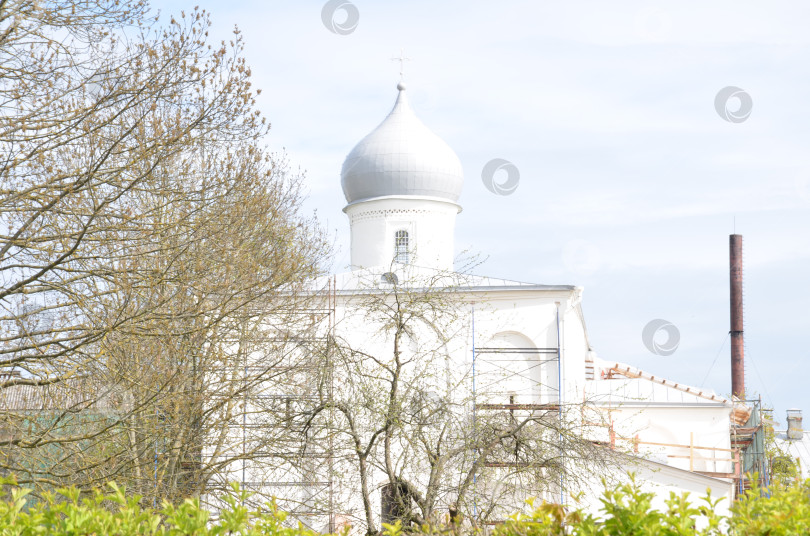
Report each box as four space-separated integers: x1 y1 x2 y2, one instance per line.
2 474 810 535
487 474 810 536
729 477 810 535
0 477 317 536
492 477 726 536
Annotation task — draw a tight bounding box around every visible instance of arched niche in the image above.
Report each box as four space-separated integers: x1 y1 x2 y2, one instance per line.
475 331 559 405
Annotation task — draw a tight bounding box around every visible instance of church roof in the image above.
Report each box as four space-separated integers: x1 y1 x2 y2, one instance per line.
587 359 732 406
0 377 128 411
313 268 577 294
340 83 464 206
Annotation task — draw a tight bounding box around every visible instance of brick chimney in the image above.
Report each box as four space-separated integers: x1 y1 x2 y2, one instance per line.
787 409 803 440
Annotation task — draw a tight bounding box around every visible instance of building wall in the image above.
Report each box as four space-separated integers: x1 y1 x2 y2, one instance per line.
605 403 734 474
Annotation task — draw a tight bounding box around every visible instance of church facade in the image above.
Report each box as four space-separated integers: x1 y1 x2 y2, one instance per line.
233 82 746 532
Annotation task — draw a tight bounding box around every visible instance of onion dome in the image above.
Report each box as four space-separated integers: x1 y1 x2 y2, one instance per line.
341 83 464 205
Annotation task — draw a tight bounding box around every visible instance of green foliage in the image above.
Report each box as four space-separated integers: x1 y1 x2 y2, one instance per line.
377 474 810 536
493 498 569 536
0 477 317 536
729 476 810 535
488 474 810 536
4 474 810 535
489 476 726 536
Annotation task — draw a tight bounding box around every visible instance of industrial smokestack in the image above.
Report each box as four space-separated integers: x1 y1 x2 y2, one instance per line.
730 234 745 398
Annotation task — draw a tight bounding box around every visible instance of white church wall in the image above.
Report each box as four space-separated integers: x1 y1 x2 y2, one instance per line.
472 290 590 406
471 301 548 404
312 284 594 527
476 331 556 404
560 299 589 403
604 404 734 475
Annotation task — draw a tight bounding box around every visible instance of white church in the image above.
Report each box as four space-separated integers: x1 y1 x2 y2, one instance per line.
241 81 762 532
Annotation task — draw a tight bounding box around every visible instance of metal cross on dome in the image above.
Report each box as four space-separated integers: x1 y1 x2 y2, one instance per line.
391 48 411 82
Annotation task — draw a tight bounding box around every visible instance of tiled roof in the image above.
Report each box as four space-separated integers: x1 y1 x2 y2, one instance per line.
0 378 124 411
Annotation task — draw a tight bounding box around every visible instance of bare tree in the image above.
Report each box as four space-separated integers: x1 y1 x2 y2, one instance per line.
0 0 329 504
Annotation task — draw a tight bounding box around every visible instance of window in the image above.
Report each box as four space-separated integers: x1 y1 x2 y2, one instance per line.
381 272 399 285
394 230 409 264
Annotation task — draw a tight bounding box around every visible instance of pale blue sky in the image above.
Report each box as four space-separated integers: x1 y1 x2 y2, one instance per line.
158 0 810 424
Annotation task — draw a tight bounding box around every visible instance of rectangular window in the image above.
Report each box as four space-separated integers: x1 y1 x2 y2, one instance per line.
394 230 409 264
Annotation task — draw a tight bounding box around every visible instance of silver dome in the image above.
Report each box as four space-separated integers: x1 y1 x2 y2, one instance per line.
341 83 464 205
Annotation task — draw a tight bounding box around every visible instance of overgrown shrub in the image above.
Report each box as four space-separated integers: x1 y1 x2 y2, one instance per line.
0 477 317 535
494 484 725 535
486 474 809 535
729 477 810 535
2 474 810 535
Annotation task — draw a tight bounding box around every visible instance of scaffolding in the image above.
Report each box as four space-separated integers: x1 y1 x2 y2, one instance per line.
213 276 338 531
470 303 563 526
732 397 768 496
